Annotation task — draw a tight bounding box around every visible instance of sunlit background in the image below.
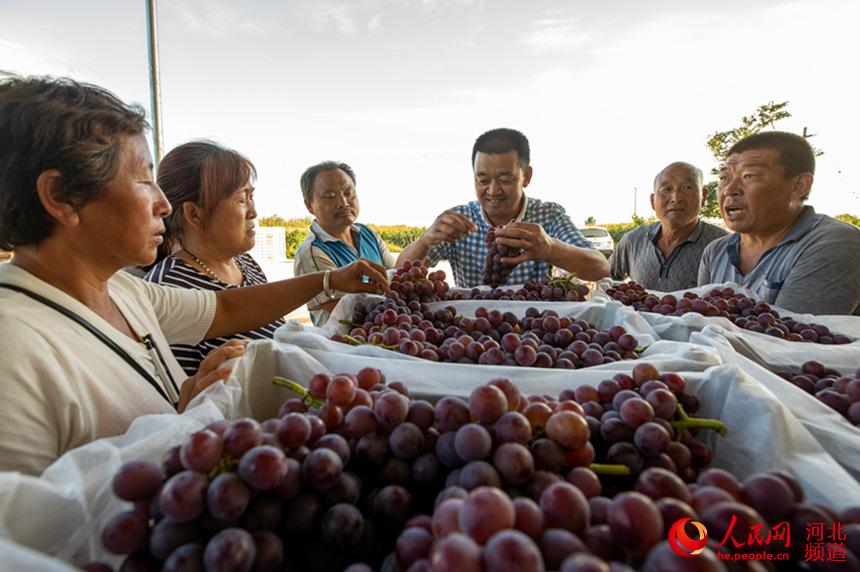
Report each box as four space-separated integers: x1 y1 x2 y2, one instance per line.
2 0 858 226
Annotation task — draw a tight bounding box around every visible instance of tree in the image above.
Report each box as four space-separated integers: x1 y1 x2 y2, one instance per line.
258 214 288 227
702 101 823 217
706 101 792 163
701 182 720 219
584 216 596 226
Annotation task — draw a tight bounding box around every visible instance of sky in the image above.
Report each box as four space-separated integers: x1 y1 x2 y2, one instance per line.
2 0 858 226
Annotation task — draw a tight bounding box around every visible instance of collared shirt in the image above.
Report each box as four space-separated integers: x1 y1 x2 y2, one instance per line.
426 196 594 288
294 221 396 325
0 263 215 475
609 220 727 292
310 221 385 268
698 206 860 315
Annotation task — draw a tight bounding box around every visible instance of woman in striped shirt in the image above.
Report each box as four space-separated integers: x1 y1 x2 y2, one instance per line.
145 141 282 376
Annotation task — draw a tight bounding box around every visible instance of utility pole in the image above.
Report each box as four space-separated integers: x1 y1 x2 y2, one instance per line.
633 186 638 218
146 0 164 166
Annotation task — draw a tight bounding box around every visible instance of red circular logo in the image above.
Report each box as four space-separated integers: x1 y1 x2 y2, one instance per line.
668 518 709 557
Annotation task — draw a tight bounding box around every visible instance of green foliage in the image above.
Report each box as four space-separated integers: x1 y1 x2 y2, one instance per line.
836 213 860 227
605 223 638 244
701 181 720 219
702 101 824 217
284 229 309 258
259 215 312 229
603 215 656 244
369 225 426 250
705 101 793 166
282 217 313 228
273 223 426 259
584 216 597 226
258 214 288 227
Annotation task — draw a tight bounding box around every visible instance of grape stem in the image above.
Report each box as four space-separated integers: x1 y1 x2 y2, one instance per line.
207 455 239 480
272 376 325 409
670 403 727 437
589 463 632 476
546 273 584 293
342 334 399 351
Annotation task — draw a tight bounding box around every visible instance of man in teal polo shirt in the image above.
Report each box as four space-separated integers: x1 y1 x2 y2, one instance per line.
294 161 396 325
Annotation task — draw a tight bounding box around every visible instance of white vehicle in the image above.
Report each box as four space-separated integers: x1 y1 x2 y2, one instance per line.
581 226 615 257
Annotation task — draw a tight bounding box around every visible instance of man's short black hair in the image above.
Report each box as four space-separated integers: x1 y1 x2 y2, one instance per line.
471 128 530 172
727 131 816 178
300 161 356 203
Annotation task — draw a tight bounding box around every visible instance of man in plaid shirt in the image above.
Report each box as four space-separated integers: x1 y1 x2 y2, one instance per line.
397 128 610 287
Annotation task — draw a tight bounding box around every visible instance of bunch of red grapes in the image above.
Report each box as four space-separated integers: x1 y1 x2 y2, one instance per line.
776 360 860 425
336 295 640 369
569 362 723 486
606 282 852 345
389 260 458 304
90 366 860 571
393 463 860 572
481 226 522 288
470 273 591 302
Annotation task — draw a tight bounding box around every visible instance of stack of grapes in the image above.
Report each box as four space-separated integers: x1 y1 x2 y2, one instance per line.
89 366 710 571
389 260 461 304
776 360 860 425
337 295 640 369
604 281 651 307
95 367 437 571
471 274 590 302
606 281 852 344
481 227 521 288
90 366 859 571
559 362 723 486
391 465 860 571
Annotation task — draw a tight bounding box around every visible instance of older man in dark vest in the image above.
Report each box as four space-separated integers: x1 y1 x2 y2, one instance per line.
294 161 396 325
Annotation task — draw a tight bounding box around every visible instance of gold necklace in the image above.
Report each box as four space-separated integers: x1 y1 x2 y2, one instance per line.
184 249 245 284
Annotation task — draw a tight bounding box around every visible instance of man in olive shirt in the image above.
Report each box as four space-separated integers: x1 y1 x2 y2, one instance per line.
699 131 860 315
610 162 727 291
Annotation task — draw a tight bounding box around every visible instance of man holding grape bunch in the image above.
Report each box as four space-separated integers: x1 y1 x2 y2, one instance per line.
397 128 609 287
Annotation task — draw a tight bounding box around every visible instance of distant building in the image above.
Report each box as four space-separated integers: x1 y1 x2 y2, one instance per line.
250 226 287 262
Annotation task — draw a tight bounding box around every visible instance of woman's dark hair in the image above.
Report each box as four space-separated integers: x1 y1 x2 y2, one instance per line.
156 141 257 259
0 74 148 250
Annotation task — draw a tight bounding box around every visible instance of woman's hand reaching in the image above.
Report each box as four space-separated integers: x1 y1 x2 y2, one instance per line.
329 258 389 295
177 338 247 412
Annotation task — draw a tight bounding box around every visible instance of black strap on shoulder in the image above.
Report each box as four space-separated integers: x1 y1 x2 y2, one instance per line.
0 282 177 409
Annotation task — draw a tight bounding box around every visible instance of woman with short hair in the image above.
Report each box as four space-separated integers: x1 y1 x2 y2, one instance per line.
0 74 387 475
145 141 283 376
